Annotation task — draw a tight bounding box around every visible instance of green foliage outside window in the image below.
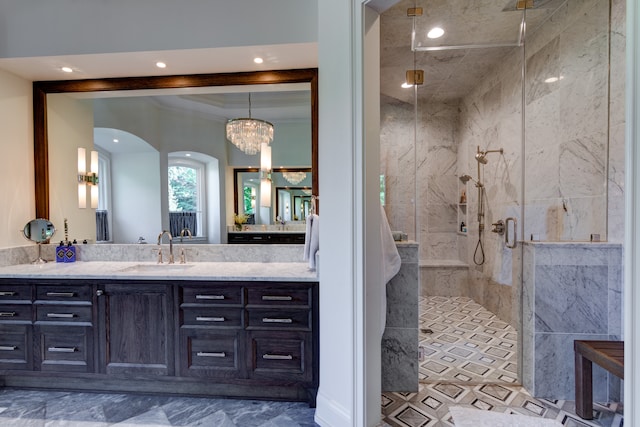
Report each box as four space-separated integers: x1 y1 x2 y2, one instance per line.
168 166 197 211
243 186 255 215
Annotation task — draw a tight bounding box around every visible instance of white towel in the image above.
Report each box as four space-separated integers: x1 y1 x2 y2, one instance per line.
303 214 319 270
380 204 401 335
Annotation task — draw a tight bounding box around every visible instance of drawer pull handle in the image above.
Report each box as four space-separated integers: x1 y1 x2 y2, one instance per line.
0 291 16 297
197 352 226 358
46 292 76 298
48 347 77 353
262 354 293 360
0 346 17 351
196 316 225 322
47 313 76 318
196 295 225 300
262 295 293 301
0 312 16 317
262 317 293 324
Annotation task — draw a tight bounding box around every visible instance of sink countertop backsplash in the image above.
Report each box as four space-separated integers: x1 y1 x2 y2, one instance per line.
38 243 305 263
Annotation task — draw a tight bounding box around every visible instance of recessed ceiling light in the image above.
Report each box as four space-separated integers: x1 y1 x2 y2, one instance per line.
401 82 413 88
185 153 191 157
61 67 73 73
427 27 445 39
254 57 264 64
113 139 119 143
156 62 167 69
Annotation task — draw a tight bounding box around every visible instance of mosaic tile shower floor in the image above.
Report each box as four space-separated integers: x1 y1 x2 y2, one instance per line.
418 296 518 384
381 296 623 426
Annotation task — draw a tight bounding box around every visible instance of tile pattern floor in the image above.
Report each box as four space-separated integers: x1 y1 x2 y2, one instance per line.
381 383 623 427
418 296 518 384
381 296 624 427
0 389 319 426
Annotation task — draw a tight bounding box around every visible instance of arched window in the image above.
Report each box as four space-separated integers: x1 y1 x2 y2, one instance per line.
168 157 206 238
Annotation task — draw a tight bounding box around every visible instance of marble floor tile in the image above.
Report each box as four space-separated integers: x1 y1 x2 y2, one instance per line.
0 389 318 427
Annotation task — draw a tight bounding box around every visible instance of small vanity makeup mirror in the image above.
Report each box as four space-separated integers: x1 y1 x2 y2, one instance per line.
22 218 56 264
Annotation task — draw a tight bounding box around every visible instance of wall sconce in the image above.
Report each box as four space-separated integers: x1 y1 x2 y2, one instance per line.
78 147 99 209
260 142 272 208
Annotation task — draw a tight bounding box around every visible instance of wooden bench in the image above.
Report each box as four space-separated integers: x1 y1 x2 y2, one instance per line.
574 340 624 419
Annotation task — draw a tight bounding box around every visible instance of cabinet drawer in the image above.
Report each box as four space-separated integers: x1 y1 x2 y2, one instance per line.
248 331 312 382
35 325 93 373
247 286 310 307
182 307 243 328
179 330 242 378
36 285 92 303
35 305 92 324
0 324 32 370
0 284 32 302
247 308 311 330
181 285 243 305
0 304 32 323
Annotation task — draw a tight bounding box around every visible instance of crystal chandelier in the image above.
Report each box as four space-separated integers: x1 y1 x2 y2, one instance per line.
282 171 307 185
226 93 274 155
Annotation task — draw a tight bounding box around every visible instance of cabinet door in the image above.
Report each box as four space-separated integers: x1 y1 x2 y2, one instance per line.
98 283 174 376
247 330 313 383
34 324 93 373
179 329 244 379
0 324 32 371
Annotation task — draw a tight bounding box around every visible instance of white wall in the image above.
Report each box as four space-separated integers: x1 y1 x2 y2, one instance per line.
228 121 312 167
0 68 34 248
111 151 162 244
47 94 96 243
0 1 317 58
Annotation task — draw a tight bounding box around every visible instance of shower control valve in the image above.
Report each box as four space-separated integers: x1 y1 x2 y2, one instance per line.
491 220 505 235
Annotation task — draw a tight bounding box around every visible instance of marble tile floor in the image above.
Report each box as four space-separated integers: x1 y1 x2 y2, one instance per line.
381 383 623 427
0 388 319 426
418 296 518 384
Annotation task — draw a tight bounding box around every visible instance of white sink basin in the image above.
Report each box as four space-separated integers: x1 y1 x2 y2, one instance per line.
119 264 195 273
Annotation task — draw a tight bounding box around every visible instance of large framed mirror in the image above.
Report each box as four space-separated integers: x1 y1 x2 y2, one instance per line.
33 69 318 244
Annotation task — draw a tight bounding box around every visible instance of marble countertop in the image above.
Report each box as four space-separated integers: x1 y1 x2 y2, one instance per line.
0 261 318 282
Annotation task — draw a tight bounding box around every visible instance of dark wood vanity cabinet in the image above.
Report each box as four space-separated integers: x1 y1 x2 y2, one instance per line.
0 283 33 371
33 284 94 373
0 278 318 404
97 283 174 376
177 281 319 403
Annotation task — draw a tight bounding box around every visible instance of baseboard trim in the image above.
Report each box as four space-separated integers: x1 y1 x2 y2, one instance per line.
314 390 352 426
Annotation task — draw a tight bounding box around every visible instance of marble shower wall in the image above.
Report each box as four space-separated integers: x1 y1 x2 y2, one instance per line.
522 0 622 242
380 96 461 262
521 242 622 400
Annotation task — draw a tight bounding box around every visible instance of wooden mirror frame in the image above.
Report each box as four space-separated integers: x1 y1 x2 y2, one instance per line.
33 68 318 219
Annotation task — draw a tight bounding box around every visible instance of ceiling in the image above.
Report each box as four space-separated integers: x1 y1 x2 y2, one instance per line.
0 1 567 117
380 0 568 104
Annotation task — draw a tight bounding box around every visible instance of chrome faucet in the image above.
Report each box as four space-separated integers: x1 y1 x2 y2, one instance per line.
157 230 174 264
179 228 192 264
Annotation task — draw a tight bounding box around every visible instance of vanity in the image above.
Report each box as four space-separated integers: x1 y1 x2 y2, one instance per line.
0 258 319 405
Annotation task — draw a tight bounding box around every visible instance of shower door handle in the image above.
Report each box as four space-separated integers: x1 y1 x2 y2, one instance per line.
505 217 517 249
